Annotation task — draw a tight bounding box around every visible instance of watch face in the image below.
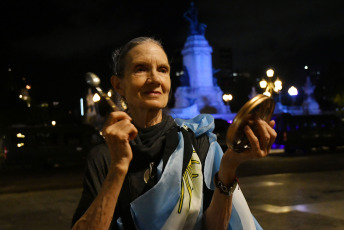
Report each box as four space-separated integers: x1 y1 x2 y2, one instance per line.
226 94 275 153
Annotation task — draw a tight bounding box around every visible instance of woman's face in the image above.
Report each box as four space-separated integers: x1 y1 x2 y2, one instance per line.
116 42 171 111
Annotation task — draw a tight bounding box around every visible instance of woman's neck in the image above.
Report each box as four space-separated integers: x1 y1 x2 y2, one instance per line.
128 107 163 128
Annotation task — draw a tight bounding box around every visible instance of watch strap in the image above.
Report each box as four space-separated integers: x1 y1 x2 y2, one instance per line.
214 172 238 196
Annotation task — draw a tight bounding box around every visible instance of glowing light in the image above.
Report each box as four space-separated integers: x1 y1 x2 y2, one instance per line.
176 70 184 76
222 94 233 102
93 93 101 102
80 98 84 116
107 90 112 98
4 146 8 159
259 80 267 88
26 85 31 90
260 68 282 95
304 66 308 70
266 69 274 78
16 133 25 138
17 143 24 148
274 78 282 90
19 94 23 99
288 86 298 96
256 204 293 214
263 91 271 97
51 120 57 126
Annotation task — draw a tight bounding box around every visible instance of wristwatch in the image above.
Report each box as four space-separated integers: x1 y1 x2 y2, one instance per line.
214 172 238 196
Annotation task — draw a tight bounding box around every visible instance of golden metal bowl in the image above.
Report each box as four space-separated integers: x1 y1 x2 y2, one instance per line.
226 94 275 153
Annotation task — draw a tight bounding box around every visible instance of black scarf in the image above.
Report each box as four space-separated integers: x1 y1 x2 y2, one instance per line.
119 114 176 208
128 114 176 172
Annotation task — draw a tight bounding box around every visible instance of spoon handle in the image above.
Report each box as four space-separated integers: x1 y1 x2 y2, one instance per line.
95 87 119 111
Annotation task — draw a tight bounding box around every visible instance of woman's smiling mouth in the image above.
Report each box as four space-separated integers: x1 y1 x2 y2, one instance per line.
144 91 162 96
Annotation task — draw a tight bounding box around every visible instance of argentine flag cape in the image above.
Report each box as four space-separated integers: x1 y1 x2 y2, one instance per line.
119 114 262 230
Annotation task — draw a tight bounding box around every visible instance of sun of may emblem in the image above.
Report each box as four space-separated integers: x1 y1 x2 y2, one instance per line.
178 149 201 214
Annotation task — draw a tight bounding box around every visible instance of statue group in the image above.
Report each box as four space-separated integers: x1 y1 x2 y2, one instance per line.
184 2 207 36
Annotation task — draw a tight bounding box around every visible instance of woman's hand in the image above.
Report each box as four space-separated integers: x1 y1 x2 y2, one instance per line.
101 111 138 173
218 119 277 184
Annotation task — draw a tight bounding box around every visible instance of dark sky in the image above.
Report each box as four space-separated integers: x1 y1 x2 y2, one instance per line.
2 0 344 108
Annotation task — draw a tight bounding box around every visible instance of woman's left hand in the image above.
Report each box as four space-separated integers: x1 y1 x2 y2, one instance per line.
218 119 277 184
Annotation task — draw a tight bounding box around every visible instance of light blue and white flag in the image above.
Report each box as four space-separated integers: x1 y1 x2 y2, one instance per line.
125 114 262 230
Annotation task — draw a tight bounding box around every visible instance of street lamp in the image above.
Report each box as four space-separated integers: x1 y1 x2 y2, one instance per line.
266 69 274 77
259 68 282 97
288 86 298 96
222 94 233 104
288 86 298 107
222 94 233 113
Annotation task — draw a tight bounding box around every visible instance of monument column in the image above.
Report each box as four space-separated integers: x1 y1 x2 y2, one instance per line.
172 2 231 119
182 35 213 88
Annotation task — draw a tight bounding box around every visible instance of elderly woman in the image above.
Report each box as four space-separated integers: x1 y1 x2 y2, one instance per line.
72 37 276 230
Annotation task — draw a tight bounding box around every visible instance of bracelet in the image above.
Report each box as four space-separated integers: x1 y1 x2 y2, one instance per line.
214 172 238 196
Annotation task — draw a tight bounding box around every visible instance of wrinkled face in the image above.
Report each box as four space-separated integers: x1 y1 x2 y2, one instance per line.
117 42 171 111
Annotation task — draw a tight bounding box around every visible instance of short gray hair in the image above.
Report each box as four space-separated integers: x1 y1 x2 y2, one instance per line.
112 37 165 78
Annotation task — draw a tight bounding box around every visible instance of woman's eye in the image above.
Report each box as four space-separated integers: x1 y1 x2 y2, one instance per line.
135 65 146 73
159 67 169 73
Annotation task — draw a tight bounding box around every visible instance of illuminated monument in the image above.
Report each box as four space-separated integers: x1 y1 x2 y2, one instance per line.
171 2 231 120
302 76 320 114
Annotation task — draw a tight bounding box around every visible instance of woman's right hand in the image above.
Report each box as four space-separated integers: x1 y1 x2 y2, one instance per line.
101 111 138 173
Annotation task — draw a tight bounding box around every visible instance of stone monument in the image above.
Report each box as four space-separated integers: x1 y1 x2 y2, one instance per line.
302 76 320 114
171 2 230 120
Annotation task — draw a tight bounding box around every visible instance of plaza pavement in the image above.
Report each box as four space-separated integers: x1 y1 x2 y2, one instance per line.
0 169 343 229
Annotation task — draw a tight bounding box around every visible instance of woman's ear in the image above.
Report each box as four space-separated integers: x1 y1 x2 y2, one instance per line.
111 75 125 96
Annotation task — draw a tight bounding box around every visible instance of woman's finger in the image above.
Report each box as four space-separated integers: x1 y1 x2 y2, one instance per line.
243 125 260 153
268 120 275 129
118 119 138 141
266 122 277 152
102 112 132 134
106 111 132 124
103 119 136 140
256 119 271 151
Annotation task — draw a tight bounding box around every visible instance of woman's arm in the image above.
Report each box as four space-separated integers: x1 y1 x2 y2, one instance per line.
72 164 127 230
203 162 237 229
204 119 277 230
72 112 138 230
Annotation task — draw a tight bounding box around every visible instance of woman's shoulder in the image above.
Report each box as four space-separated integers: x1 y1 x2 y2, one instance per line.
174 114 215 137
86 143 111 172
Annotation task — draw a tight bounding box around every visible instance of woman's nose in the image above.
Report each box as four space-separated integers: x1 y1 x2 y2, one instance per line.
148 70 161 84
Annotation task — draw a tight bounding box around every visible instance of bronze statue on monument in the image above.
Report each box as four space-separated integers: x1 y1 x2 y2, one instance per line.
184 2 207 36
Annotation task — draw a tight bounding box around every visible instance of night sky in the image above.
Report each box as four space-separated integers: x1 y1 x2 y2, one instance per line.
2 0 344 110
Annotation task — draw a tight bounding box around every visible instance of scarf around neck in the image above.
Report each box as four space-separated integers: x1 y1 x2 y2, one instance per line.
129 114 176 172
